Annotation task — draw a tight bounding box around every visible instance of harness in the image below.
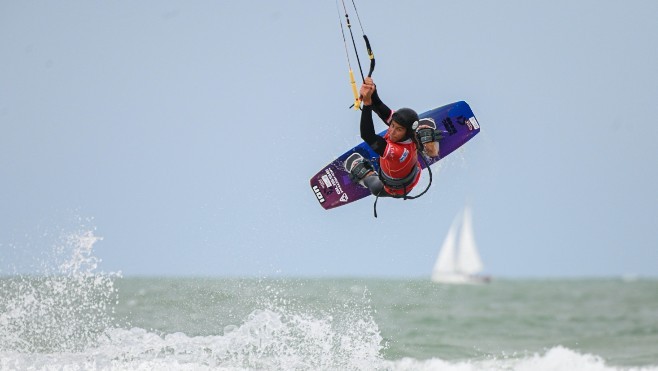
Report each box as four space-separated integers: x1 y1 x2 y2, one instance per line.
372 152 434 217
378 161 419 190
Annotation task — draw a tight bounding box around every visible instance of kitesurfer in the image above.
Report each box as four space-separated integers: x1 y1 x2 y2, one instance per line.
345 77 439 198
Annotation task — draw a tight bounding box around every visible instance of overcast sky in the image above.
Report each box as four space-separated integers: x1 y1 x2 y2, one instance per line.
2 0 657 278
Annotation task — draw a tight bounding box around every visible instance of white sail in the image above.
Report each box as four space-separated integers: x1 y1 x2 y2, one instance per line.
456 207 483 275
432 218 458 277
431 206 488 284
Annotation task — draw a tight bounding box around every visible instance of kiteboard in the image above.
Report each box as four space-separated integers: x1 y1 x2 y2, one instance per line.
310 101 480 210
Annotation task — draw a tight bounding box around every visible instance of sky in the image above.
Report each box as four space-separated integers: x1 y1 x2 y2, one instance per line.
1 0 657 278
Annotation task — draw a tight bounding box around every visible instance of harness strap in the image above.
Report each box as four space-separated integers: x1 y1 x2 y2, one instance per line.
401 153 433 200
378 164 419 189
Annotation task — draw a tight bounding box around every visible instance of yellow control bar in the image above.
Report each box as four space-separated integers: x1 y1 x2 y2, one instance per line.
349 69 361 110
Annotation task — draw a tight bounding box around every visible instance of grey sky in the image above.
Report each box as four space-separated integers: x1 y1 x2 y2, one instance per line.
2 1 657 278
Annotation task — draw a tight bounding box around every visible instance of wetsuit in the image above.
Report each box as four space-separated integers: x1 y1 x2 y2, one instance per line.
360 90 421 197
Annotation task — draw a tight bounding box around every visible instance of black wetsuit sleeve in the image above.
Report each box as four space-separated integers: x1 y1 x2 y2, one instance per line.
370 90 393 126
360 105 387 156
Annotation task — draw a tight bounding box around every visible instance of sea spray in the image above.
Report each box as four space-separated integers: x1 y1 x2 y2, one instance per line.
0 228 119 353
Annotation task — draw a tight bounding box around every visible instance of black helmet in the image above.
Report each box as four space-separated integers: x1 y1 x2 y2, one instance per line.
391 108 419 138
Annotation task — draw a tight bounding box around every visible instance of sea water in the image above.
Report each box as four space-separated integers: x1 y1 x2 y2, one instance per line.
1 230 657 370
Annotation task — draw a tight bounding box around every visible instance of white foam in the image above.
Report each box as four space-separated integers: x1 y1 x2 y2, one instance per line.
3 343 657 371
384 347 658 371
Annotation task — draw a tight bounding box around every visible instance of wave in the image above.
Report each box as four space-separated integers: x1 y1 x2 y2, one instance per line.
2 303 384 370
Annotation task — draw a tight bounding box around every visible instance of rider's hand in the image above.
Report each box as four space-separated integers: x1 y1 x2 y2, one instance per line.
359 77 375 106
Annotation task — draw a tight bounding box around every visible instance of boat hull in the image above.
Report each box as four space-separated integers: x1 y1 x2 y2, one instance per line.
431 273 491 285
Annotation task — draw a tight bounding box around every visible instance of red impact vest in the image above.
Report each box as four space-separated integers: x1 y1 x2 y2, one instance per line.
380 132 421 196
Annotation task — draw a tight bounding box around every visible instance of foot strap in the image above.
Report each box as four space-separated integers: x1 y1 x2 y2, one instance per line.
349 158 375 182
415 117 442 144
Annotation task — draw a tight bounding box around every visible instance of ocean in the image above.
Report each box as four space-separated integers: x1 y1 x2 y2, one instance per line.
1 233 658 370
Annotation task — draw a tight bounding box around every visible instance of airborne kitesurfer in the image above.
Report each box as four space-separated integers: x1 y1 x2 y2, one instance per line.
345 77 439 199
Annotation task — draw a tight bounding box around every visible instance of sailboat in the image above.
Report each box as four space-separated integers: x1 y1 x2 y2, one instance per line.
431 207 490 284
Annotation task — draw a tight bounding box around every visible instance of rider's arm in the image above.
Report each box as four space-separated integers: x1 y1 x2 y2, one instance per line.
370 89 393 126
360 105 387 156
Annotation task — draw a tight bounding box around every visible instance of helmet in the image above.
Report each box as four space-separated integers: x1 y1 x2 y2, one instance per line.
391 108 419 138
